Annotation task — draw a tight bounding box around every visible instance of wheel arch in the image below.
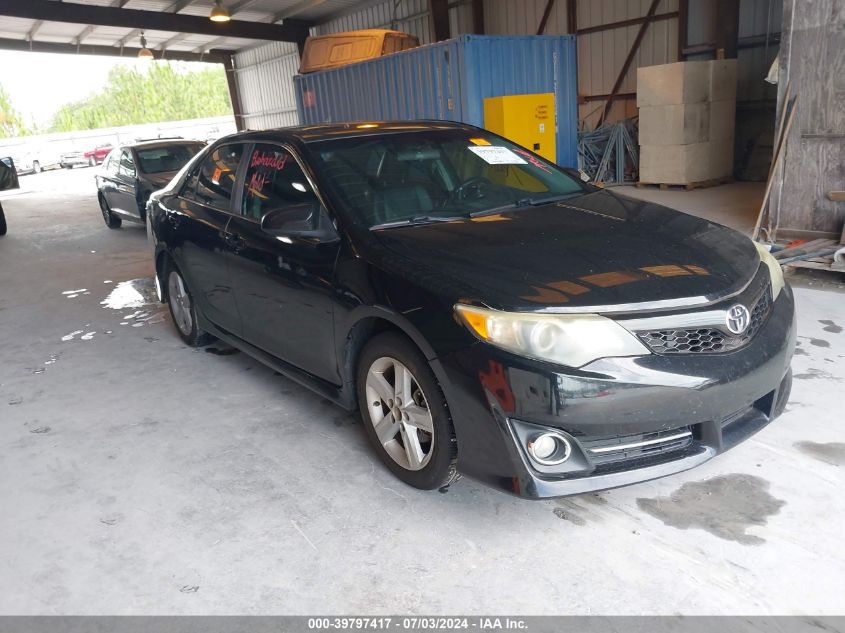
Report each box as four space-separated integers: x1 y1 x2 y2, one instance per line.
338 307 449 405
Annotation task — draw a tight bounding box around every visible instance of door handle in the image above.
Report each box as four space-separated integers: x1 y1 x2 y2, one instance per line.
224 232 245 251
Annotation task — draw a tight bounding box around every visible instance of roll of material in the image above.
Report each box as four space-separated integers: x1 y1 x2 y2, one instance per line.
834 247 845 263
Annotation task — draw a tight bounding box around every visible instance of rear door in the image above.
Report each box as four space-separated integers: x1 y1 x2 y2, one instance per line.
112 149 140 219
99 150 121 209
225 142 341 383
167 142 245 335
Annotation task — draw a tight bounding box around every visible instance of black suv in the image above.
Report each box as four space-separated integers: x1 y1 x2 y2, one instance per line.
95 139 205 228
146 122 794 499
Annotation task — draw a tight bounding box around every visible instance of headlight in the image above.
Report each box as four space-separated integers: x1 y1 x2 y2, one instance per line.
454 304 650 368
753 242 784 300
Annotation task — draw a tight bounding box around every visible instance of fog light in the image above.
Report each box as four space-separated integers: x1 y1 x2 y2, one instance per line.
527 432 572 466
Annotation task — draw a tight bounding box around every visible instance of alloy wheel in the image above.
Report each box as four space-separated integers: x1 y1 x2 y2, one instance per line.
365 356 434 471
168 270 193 336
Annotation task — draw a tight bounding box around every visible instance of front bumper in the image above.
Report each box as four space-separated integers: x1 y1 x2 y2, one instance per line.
433 285 796 499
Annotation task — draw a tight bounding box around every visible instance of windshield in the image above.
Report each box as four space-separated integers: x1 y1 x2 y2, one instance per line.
136 144 203 174
307 129 585 229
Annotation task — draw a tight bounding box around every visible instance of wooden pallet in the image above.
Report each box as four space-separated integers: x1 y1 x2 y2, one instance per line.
635 175 734 191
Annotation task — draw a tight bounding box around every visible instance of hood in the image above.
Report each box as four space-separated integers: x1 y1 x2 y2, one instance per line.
370 190 760 312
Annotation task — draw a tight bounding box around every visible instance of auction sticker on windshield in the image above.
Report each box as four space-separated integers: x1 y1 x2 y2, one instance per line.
468 146 527 164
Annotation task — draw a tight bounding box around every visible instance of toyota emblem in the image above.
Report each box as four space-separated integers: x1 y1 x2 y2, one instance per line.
726 304 751 334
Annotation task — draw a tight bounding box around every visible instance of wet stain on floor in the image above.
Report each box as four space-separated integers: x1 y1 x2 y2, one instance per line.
794 368 841 381
794 441 845 467
808 337 830 348
819 319 842 334
552 493 607 526
636 474 785 545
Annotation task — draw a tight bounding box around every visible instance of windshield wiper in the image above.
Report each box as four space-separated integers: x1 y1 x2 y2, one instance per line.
469 192 583 218
370 214 468 230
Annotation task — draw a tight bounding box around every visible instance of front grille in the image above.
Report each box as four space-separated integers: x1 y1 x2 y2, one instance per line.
640 328 726 354
638 285 773 355
580 427 694 466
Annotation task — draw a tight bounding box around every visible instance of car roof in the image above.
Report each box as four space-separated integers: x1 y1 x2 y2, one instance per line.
225 120 479 144
123 139 206 150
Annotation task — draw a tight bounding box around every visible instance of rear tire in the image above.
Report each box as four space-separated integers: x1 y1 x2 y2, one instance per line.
356 332 458 490
165 262 213 347
98 194 121 229
0 205 7 236
32 161 41 174
88 157 96 167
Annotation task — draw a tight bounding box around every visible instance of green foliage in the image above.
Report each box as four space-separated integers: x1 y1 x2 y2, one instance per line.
49 62 232 132
0 84 31 138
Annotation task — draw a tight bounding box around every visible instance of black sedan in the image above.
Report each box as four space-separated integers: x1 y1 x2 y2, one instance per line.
146 122 794 499
96 139 205 228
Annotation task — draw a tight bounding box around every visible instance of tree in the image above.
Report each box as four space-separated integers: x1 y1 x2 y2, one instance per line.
0 84 30 138
49 61 232 132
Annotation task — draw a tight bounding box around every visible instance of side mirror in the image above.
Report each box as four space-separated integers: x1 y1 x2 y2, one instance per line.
260 203 339 243
0 157 20 191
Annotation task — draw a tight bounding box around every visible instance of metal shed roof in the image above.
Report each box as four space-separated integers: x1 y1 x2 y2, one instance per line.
0 0 378 61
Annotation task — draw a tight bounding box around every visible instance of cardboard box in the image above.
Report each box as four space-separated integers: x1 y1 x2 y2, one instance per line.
708 99 736 141
640 141 734 184
637 61 710 106
639 103 711 145
709 59 737 102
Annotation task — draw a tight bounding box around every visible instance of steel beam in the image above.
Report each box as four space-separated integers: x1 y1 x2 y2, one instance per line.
0 0 312 42
597 0 662 128
0 36 232 63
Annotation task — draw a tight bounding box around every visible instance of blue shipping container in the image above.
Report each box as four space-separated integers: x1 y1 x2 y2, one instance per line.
294 34 578 168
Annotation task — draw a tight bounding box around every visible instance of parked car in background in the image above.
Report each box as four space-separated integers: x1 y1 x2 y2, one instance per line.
146 122 795 498
95 139 205 228
60 150 90 169
84 144 114 167
14 146 63 174
0 156 21 235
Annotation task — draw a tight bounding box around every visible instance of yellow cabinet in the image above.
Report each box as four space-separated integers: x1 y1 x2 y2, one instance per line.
483 93 556 163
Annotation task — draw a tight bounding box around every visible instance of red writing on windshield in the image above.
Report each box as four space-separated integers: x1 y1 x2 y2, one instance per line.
513 148 553 173
251 150 289 171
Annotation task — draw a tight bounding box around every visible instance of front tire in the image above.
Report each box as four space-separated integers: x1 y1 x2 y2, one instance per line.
357 332 458 490
98 194 121 229
0 205 7 236
165 263 213 347
88 157 96 167
32 161 41 174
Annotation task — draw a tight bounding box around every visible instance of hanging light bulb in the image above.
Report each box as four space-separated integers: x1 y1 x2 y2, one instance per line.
209 1 231 22
138 32 154 60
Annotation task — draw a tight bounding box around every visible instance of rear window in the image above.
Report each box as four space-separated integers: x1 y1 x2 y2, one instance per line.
136 144 203 174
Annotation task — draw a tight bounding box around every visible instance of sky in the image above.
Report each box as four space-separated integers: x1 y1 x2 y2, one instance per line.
0 50 214 129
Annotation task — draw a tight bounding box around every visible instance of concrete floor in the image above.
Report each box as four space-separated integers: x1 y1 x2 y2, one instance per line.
614 181 764 234
1 168 844 615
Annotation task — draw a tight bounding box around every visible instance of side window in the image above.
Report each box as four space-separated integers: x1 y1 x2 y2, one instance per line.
181 164 200 200
195 143 244 211
241 144 319 221
104 150 118 174
118 150 135 178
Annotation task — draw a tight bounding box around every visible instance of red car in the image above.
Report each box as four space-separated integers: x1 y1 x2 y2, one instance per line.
83 144 113 166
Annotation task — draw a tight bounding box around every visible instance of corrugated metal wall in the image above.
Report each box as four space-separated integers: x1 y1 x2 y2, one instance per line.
233 0 780 133
233 41 301 130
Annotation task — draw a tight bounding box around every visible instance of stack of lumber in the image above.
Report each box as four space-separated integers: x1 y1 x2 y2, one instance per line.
637 60 736 188
774 238 845 274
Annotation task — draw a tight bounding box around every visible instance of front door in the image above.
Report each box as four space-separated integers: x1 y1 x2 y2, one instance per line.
170 142 245 335
226 142 341 384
